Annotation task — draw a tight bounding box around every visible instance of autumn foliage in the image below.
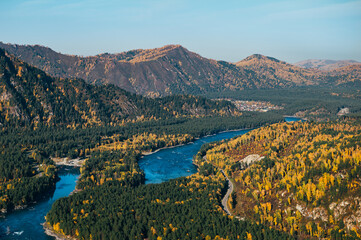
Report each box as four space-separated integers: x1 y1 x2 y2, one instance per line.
204 121 361 239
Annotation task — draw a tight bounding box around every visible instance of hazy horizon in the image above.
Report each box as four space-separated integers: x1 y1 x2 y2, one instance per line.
1 41 361 64
1 0 360 63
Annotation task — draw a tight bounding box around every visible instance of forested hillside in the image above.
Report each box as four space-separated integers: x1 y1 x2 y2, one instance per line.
0 49 239 128
0 147 57 212
46 173 294 240
200 120 361 239
235 54 322 86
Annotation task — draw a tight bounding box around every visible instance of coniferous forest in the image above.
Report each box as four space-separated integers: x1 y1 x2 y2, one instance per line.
199 119 361 239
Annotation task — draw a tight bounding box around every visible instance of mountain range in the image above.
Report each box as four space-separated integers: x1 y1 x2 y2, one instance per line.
295 59 361 71
1 42 360 97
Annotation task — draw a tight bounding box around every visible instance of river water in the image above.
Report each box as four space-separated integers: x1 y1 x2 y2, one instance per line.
0 167 80 240
139 117 305 184
284 116 305 122
0 119 302 239
139 129 250 184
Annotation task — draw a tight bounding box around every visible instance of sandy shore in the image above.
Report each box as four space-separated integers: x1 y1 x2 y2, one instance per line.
43 222 75 240
194 128 250 140
142 128 248 157
141 141 194 156
51 157 85 167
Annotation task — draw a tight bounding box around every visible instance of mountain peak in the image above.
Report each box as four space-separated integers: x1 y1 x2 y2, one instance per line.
157 44 184 51
97 44 189 63
129 44 188 62
240 54 281 63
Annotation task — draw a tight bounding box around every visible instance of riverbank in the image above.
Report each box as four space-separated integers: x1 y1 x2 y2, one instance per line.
43 222 75 240
195 127 251 140
141 127 250 157
284 115 307 121
141 141 194 156
51 157 86 167
140 129 250 184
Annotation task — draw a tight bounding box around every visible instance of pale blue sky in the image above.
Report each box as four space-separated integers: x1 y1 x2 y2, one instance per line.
1 0 360 62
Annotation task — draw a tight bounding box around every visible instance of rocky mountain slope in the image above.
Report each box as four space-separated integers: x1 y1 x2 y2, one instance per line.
328 64 361 86
1 42 360 97
235 54 324 86
295 59 361 71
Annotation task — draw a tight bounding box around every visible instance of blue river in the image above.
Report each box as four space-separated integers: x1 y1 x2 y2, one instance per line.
0 117 301 239
139 129 250 184
139 117 305 184
285 116 305 122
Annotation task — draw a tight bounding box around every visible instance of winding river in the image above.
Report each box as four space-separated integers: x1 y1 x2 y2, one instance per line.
0 129 250 239
139 129 250 184
0 167 80 239
140 117 305 184
0 118 302 239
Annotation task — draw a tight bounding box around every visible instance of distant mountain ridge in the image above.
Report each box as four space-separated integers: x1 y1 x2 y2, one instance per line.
1 42 360 96
235 54 322 86
295 59 361 71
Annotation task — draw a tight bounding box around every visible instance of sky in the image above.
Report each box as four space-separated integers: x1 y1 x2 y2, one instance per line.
0 0 360 63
